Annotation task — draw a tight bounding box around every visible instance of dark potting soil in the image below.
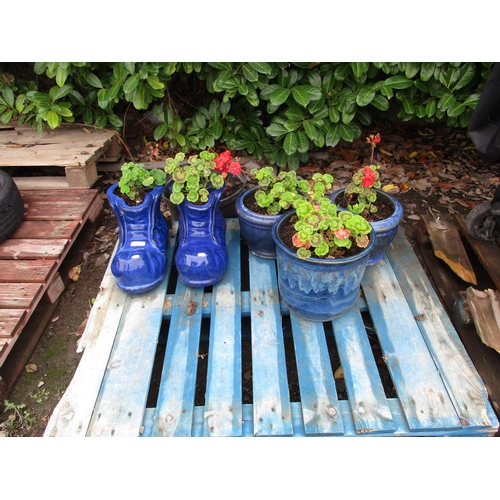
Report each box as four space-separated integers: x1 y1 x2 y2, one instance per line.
335 192 394 222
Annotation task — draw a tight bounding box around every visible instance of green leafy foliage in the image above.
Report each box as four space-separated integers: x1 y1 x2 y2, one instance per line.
118 162 166 202
289 173 372 259
0 62 494 170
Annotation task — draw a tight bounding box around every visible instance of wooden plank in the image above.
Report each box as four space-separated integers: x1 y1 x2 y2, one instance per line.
13 177 71 190
0 239 68 259
20 198 93 220
362 255 462 432
332 307 396 434
0 283 42 309
386 229 498 430
466 287 500 353
290 314 344 435
43 246 131 437
0 260 56 283
203 219 243 436
249 255 293 436
420 214 477 284
10 220 80 240
152 282 204 437
455 214 500 292
0 309 26 338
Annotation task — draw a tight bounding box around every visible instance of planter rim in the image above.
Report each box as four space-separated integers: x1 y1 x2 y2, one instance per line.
272 209 376 265
107 182 166 209
331 188 403 225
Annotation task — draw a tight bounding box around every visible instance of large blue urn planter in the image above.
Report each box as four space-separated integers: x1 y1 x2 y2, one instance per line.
272 210 376 322
107 183 168 294
174 186 228 288
235 186 285 259
331 188 403 266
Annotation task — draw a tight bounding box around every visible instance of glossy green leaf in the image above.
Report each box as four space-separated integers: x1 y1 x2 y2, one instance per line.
269 87 291 106
425 99 437 117
123 73 140 94
384 75 414 89
420 62 435 81
356 87 376 106
242 64 259 82
46 110 59 129
438 92 456 110
154 123 168 141
452 63 475 91
328 105 340 123
284 120 302 132
132 83 147 109
296 131 309 153
370 94 389 111
283 132 298 155
338 123 355 141
266 121 289 137
56 65 69 87
51 84 73 101
292 86 311 107
350 62 369 78
325 124 341 147
303 120 318 140
107 113 123 129
447 101 466 117
0 110 13 124
248 62 272 74
405 63 420 79
86 73 104 89
2 87 15 108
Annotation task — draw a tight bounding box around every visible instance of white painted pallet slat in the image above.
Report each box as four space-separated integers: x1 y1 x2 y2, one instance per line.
203 220 243 436
249 255 293 436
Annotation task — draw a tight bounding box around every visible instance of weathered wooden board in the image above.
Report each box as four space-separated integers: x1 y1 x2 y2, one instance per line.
249 254 293 436
0 260 56 283
10 220 80 240
203 220 243 436
0 310 26 338
420 214 477 284
466 287 500 353
455 214 500 291
0 188 103 368
0 124 116 188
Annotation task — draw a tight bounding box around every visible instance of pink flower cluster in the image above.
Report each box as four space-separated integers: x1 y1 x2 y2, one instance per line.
214 150 242 176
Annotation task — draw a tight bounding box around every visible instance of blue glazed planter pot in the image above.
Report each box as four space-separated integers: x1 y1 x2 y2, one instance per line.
331 188 403 266
174 186 228 288
235 186 285 259
107 183 168 294
272 210 376 322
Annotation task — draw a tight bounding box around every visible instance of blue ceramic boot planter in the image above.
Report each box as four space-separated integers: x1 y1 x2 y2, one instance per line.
175 187 228 288
331 188 403 266
236 186 284 259
272 211 376 322
107 183 168 294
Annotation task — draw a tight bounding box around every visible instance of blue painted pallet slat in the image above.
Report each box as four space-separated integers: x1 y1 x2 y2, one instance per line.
385 230 498 430
332 307 396 434
151 278 203 437
289 313 344 435
203 219 243 436
249 254 293 436
362 256 462 432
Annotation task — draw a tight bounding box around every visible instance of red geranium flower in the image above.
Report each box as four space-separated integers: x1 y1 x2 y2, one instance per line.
214 150 242 175
334 228 350 240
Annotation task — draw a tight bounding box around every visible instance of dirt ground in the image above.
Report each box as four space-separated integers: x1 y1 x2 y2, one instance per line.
1 120 498 437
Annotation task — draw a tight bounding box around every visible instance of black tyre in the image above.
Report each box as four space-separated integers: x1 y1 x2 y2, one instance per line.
0 170 24 244
465 201 498 241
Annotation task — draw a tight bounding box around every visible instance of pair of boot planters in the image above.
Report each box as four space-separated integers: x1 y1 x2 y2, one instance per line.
107 183 228 294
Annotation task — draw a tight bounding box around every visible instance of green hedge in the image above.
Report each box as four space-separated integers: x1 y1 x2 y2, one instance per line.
0 62 493 169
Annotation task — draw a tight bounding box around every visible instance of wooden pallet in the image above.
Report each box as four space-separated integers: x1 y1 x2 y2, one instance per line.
0 123 121 188
44 220 499 437
0 189 103 368
417 213 500 419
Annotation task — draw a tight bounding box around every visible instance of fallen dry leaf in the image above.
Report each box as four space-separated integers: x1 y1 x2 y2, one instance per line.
25 364 37 373
334 366 344 380
68 265 81 281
